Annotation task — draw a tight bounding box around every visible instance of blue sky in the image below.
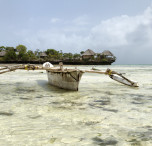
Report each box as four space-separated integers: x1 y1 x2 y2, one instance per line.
0 0 152 64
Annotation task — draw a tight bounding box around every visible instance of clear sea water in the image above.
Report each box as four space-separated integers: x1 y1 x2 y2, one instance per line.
0 64 152 146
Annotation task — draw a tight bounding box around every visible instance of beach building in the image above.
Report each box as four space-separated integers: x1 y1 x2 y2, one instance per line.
0 51 6 58
100 50 116 61
82 49 95 59
40 52 47 58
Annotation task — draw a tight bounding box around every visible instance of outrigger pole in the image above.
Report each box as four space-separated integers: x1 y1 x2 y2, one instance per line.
84 68 138 87
0 63 138 87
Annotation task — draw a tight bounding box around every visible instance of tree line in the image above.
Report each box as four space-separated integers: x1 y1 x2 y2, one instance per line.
0 45 85 62
0 45 115 63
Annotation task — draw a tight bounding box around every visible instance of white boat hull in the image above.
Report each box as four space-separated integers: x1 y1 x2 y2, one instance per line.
46 70 84 90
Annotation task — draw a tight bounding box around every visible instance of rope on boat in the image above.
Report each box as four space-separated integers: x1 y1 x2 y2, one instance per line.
24 64 39 70
105 69 113 75
69 72 79 82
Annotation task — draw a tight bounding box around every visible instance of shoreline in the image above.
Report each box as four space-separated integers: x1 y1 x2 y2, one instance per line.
0 60 113 65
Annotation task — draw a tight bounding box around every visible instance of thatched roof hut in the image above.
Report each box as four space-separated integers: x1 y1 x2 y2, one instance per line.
82 49 95 56
100 50 116 62
101 50 114 56
40 52 47 58
82 49 95 59
0 51 6 57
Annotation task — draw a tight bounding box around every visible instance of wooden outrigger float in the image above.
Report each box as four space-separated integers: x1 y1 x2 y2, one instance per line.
0 62 138 90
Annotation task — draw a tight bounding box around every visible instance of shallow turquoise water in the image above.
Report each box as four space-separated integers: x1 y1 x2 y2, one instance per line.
0 65 152 145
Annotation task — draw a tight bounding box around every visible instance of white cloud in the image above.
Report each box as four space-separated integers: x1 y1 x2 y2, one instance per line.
72 15 89 26
50 18 60 23
89 7 152 49
22 6 152 64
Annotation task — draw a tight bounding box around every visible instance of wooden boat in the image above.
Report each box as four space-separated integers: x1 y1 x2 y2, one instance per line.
0 62 139 90
42 62 84 90
45 63 138 90
46 69 84 91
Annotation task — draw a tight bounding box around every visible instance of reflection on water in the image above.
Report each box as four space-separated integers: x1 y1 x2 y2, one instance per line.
0 65 152 145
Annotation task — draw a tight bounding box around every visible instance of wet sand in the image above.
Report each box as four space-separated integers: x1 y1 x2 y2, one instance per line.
0 65 152 145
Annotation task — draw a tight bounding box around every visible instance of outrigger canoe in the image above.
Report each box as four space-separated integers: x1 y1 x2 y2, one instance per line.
0 62 138 90
46 69 84 91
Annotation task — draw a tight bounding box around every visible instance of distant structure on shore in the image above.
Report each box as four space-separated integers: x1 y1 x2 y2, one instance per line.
100 50 115 61
82 49 115 62
0 51 6 58
39 52 47 59
0 45 116 65
82 49 95 59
